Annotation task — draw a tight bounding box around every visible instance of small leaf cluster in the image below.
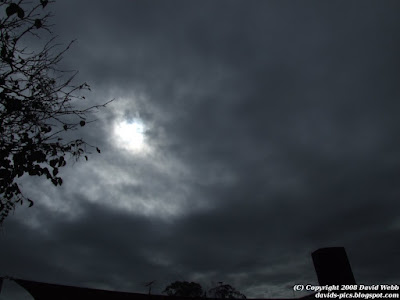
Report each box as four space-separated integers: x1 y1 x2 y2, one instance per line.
163 281 246 299
163 281 204 298
208 283 246 299
0 0 112 225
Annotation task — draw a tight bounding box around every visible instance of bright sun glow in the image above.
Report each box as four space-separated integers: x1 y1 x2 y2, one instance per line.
113 119 147 152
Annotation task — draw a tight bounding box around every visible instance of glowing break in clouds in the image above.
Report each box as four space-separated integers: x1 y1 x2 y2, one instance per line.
112 117 150 154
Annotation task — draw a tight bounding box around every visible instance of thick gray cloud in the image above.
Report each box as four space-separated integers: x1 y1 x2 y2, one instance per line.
1 1 400 299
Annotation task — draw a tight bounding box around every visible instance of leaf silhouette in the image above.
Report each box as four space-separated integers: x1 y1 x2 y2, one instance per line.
6 3 19 17
34 19 42 29
40 0 48 8
17 7 25 19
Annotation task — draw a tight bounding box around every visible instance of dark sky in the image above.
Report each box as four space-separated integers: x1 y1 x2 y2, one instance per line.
1 1 400 299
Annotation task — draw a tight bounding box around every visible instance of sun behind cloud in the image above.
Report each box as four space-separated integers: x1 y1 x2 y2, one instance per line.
112 118 150 153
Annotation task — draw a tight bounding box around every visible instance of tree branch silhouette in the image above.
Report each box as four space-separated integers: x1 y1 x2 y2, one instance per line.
0 0 113 225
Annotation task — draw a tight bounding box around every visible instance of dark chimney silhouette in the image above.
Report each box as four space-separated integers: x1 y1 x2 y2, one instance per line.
312 247 356 285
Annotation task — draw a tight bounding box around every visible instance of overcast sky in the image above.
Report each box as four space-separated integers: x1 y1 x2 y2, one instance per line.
1 1 400 299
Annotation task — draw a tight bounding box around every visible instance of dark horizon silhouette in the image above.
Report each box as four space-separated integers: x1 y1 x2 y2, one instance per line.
3 247 397 300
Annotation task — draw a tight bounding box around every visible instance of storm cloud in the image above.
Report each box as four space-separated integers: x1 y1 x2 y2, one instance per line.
1 1 400 299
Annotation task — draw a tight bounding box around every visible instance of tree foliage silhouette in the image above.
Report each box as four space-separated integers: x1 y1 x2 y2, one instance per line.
0 0 112 225
208 283 246 299
163 281 204 298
